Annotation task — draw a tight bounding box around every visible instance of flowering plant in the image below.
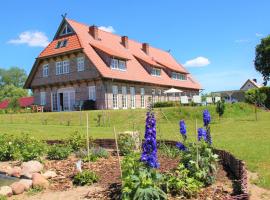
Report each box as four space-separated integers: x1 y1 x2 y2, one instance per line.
198 110 212 145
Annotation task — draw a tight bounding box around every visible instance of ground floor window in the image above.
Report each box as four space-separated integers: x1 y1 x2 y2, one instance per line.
122 86 127 109
140 88 145 108
89 86 96 101
51 93 57 111
40 92 46 106
130 87 135 109
112 85 118 109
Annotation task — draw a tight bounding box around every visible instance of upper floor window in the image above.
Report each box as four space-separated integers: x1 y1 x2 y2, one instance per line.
151 67 161 76
56 60 69 75
172 72 187 80
60 24 73 36
110 58 126 71
55 39 68 49
42 64 49 77
77 57 85 72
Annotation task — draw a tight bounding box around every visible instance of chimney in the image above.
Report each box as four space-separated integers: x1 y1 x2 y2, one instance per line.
142 43 149 55
253 78 257 83
89 25 98 40
121 36 128 48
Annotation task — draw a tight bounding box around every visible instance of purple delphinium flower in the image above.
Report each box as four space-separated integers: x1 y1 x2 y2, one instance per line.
176 142 187 151
179 120 187 140
197 128 207 141
203 110 211 127
141 112 159 168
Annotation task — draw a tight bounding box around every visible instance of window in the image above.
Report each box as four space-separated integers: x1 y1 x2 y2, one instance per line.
89 86 96 101
60 24 73 36
158 89 162 102
110 58 126 71
152 89 156 103
43 64 49 77
122 86 127 109
55 39 68 49
130 87 135 109
112 85 118 109
172 72 187 80
40 92 46 106
77 57 85 71
51 93 57 111
140 88 145 108
56 60 69 75
151 68 161 76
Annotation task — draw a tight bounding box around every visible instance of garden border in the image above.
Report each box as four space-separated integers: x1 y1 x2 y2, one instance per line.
46 139 249 200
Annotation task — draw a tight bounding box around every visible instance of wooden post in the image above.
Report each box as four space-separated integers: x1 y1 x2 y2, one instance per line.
114 126 122 178
196 118 199 168
86 113 90 169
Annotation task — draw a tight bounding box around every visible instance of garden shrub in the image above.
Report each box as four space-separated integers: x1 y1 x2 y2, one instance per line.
258 86 270 108
121 153 166 200
118 133 136 155
47 144 72 160
82 147 109 162
158 143 181 158
73 170 99 186
153 101 175 108
67 131 94 152
0 134 20 161
0 195 7 200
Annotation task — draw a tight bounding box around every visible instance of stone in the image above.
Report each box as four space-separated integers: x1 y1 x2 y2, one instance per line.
42 170 57 179
10 182 25 195
0 164 12 175
21 161 43 178
0 186 13 197
32 173 49 189
7 166 21 178
19 179 32 191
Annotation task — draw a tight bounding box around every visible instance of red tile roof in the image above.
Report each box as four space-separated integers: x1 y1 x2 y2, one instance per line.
0 99 9 109
0 97 34 109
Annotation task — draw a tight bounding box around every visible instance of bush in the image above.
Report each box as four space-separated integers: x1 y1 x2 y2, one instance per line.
73 170 99 186
216 100 225 118
0 195 7 200
0 134 20 161
47 145 72 160
121 153 167 200
158 143 181 158
67 131 94 152
258 86 270 108
81 147 109 162
153 101 179 108
118 133 136 155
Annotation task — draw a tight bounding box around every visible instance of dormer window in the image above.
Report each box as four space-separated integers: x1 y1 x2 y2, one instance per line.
172 72 187 80
55 39 68 49
151 67 161 76
110 58 126 71
60 24 73 36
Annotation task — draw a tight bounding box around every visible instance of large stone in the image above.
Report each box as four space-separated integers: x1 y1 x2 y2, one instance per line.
19 179 32 191
7 166 21 178
0 186 13 197
21 161 43 178
32 173 49 189
42 170 57 179
10 182 25 195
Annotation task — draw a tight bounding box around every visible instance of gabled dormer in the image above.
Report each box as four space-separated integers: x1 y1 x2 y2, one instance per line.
53 18 75 39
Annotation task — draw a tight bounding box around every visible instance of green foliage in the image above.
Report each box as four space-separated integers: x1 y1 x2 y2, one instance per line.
181 142 219 186
254 35 270 85
47 144 72 160
0 195 7 200
158 143 181 158
163 164 203 198
216 100 225 118
258 86 270 108
245 88 267 106
67 131 93 152
0 67 28 88
118 133 136 155
153 101 177 108
73 170 99 186
0 134 20 161
27 186 44 196
81 147 109 162
121 153 167 200
0 84 28 102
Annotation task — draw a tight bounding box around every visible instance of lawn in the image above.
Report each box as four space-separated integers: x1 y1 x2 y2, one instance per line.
0 103 269 189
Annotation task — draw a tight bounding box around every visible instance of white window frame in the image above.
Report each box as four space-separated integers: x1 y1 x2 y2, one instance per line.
172 72 187 80
130 87 136 109
112 85 118 109
88 86 96 101
140 88 145 108
56 61 62 75
40 92 46 106
42 64 49 77
121 86 127 109
110 58 126 71
151 68 161 76
77 57 85 72
63 60 70 74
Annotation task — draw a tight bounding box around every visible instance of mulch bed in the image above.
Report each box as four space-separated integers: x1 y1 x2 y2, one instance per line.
43 152 235 200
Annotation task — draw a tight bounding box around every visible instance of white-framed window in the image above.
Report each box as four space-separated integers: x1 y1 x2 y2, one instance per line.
152 89 156 103
40 92 46 106
51 92 57 111
172 72 187 80
140 88 145 108
151 68 161 76
89 86 96 101
121 86 127 109
130 87 136 109
60 24 73 36
56 60 69 75
43 64 49 77
110 58 126 71
112 85 118 109
77 57 85 72
63 60 70 74
158 89 162 102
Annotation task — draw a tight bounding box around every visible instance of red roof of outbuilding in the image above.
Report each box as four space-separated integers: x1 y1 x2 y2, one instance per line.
0 97 34 109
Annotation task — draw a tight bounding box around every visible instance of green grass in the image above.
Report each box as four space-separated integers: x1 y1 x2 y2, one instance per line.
0 103 270 189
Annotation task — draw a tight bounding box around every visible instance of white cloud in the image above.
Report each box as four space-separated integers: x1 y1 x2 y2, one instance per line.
235 39 249 43
184 56 210 67
255 33 264 37
98 26 115 33
8 31 49 47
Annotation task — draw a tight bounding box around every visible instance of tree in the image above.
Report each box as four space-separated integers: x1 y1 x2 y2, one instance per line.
0 67 27 88
216 100 225 120
254 35 270 85
0 84 28 102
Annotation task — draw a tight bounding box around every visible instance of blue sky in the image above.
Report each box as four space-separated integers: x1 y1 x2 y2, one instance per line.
0 0 269 92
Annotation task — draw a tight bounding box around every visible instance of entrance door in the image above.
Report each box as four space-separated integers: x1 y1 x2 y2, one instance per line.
59 93 64 111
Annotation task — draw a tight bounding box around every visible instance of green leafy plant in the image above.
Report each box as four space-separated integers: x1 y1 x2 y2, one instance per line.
121 153 167 200
47 144 72 160
118 133 136 155
163 164 203 198
73 170 99 186
0 195 7 200
81 147 109 162
27 186 44 196
216 100 225 120
158 143 181 158
67 131 94 152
